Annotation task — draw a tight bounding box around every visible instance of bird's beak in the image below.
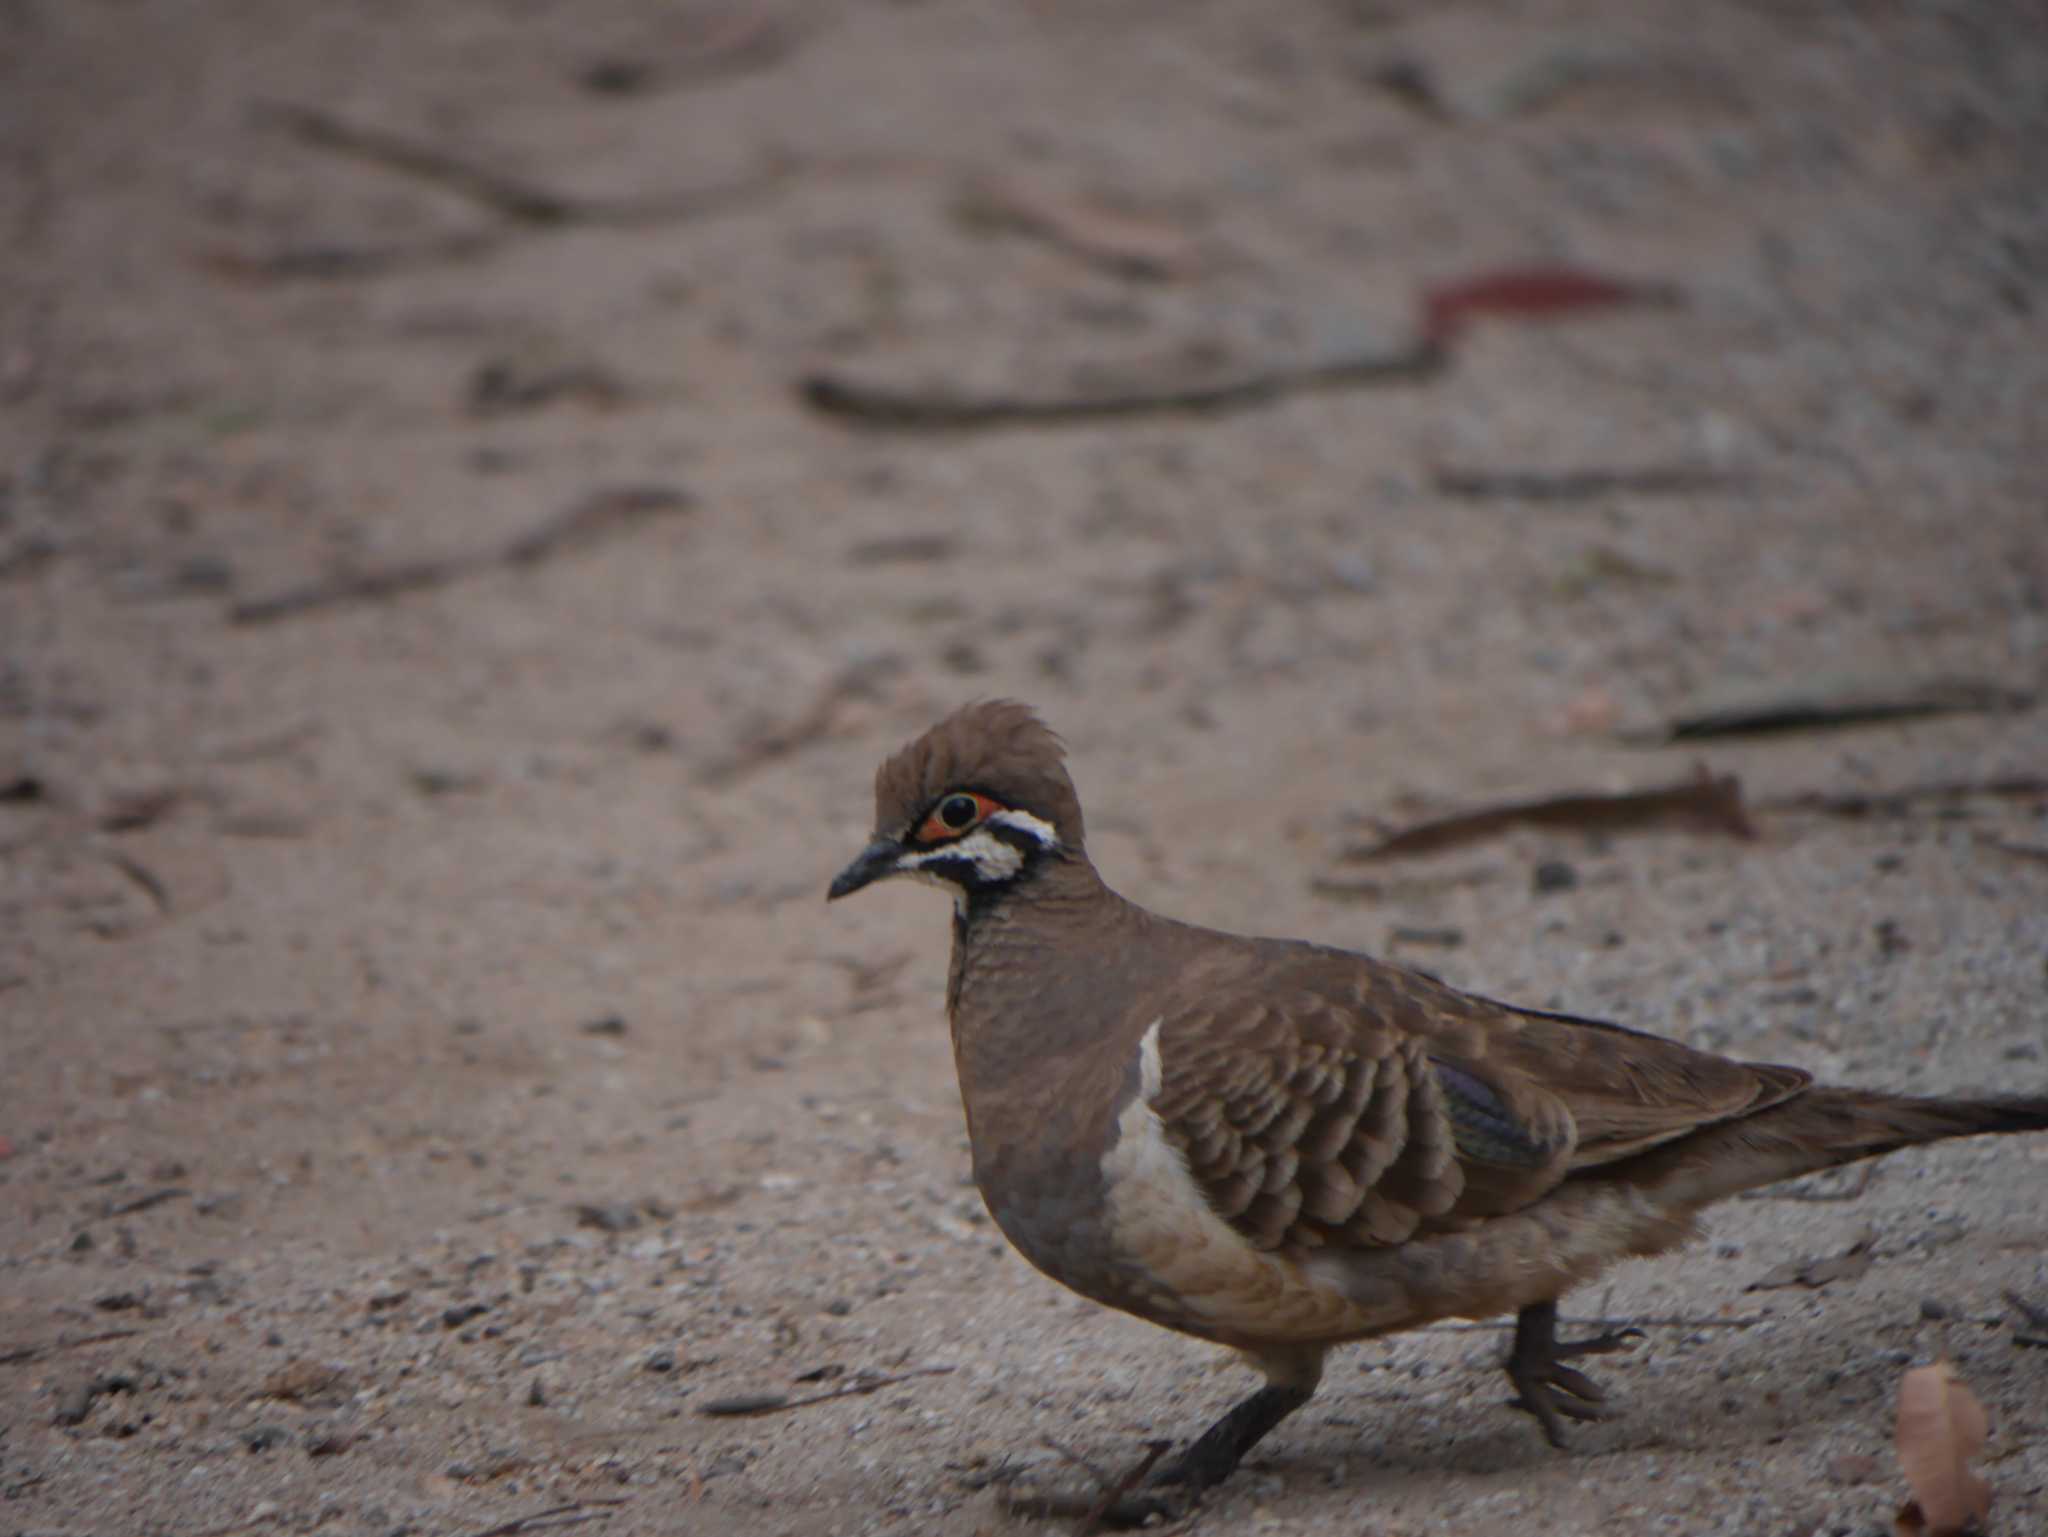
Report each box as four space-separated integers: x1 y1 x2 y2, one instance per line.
827 838 904 901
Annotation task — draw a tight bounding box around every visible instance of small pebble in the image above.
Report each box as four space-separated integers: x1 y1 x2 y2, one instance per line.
1532 859 1579 894
574 1202 642 1233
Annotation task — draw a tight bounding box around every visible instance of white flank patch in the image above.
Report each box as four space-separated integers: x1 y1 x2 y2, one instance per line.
1098 1020 1397 1343
1135 1018 1164 1098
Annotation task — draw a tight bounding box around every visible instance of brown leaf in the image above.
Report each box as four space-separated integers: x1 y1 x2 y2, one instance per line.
1745 1233 1876 1292
1420 265 1679 344
1894 1362 1992 1537
260 1358 349 1403
1344 766 1753 862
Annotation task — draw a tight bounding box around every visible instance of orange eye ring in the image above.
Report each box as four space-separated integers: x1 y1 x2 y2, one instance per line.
914 791 1002 845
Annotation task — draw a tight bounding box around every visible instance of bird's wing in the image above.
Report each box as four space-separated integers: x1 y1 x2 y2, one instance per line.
1148 948 1807 1253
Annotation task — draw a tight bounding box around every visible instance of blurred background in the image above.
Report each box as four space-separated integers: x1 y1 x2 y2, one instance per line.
3 3 2045 1534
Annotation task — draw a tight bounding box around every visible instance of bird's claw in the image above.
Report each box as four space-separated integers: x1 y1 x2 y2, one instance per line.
1096 1482 1195 1529
1507 1321 1642 1448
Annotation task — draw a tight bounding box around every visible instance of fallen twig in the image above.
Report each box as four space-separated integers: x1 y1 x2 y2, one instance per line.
1745 1232 1876 1292
954 170 1202 281
1432 464 1734 501
1036 1434 1115 1491
1078 1440 1175 1537
801 343 1441 430
2006 1291 2048 1338
1307 866 1503 905
1003 1438 1176 1527
463 1497 631 1537
198 232 499 284
1737 1164 1876 1203
252 100 777 228
578 9 797 96
103 1186 189 1218
99 851 172 915
695 1365 953 1417
229 485 692 625
1342 767 1752 862
1417 1313 1763 1334
1623 677 2032 745
1 1330 144 1367
1758 775 2048 820
229 559 456 624
800 263 1678 432
1974 832 2048 865
696 654 903 785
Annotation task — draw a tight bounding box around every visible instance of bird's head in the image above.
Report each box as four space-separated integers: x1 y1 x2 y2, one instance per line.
827 700 1081 908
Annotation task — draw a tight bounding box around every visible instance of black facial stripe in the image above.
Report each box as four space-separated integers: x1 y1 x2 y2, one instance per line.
983 820 1049 855
914 852 986 886
914 827 1061 925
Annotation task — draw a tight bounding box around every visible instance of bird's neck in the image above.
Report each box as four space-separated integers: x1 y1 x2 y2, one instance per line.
946 852 1128 1066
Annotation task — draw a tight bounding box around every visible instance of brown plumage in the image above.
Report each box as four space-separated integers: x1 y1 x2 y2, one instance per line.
828 701 2048 1523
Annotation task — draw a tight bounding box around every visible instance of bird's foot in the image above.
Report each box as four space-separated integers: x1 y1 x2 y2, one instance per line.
1093 1481 1195 1530
1001 1439 1192 1531
1505 1301 1643 1449
1003 1482 1194 1531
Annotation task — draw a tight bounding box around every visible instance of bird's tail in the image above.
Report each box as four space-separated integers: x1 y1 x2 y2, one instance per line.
1617 1088 2048 1210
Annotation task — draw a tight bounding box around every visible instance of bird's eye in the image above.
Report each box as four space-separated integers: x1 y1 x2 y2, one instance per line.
913 791 998 844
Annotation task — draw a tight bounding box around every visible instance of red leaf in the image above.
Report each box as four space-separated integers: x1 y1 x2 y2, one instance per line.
1420 265 1675 344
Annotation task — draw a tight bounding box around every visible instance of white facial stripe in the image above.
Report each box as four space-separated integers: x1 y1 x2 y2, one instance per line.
987 808 1059 849
898 827 1024 883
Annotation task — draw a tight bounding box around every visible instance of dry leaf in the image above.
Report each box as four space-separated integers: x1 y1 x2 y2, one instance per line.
259 1357 349 1403
1343 766 1753 862
1745 1233 1876 1292
1894 1361 1992 1537
955 171 1202 281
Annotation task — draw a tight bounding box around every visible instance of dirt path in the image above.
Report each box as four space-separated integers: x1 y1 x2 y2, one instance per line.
4 3 2045 1533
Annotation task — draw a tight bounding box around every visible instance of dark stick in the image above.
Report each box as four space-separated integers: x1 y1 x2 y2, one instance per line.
198 233 500 284
1757 775 2048 819
253 100 780 228
695 1365 954 1417
1418 1313 1764 1333
1736 1165 1876 1202
2006 1292 2048 1331
1432 464 1735 501
252 100 580 223
229 485 692 625
799 343 1442 431
463 1498 631 1537
1077 1441 1175 1537
104 1186 190 1217
99 851 171 914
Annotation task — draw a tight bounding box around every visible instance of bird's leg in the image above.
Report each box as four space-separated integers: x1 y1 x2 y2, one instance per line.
1504 1300 1642 1449
1100 1347 1323 1528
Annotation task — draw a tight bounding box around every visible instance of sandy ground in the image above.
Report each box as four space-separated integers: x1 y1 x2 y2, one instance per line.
4 2 2047 1534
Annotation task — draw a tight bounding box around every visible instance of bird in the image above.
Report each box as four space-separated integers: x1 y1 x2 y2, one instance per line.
827 700 2047 1524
